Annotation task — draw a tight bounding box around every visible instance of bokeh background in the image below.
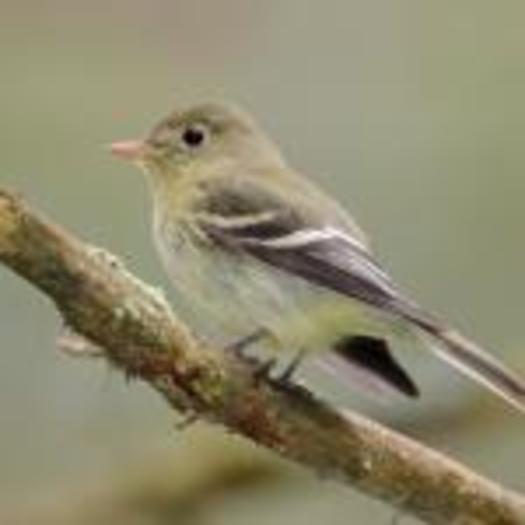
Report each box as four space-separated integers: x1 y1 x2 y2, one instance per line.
1 2 525 523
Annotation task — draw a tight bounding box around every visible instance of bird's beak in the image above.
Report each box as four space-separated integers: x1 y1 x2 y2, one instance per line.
109 139 147 163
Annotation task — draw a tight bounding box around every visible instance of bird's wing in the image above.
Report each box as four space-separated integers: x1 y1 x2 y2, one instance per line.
195 176 424 321
196 177 525 412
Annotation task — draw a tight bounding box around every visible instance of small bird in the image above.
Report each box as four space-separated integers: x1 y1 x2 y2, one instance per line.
111 102 525 411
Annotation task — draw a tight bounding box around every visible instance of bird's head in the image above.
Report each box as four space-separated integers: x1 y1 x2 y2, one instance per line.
110 102 284 188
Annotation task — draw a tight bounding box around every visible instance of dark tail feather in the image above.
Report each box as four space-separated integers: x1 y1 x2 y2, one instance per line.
333 335 419 398
427 328 525 413
403 308 525 413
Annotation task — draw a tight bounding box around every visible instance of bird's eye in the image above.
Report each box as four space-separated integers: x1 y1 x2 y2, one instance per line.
182 125 206 148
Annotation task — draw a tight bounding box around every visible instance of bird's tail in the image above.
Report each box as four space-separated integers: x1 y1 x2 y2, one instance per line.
408 311 525 413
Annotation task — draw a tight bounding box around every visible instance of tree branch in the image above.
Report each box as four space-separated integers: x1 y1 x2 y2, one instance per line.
0 188 523 525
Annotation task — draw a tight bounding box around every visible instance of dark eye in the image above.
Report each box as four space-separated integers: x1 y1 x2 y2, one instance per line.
182 126 206 148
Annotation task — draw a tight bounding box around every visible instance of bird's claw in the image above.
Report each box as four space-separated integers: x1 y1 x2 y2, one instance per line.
253 357 278 382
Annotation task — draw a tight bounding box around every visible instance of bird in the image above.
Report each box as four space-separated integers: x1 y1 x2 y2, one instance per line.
110 101 525 412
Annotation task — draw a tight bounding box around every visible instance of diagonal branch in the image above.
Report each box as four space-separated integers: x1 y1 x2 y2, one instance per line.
0 188 523 525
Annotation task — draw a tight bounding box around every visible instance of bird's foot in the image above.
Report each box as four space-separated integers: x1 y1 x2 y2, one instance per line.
224 328 268 359
252 357 278 383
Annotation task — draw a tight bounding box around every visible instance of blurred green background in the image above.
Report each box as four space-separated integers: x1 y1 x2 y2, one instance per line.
1 1 525 523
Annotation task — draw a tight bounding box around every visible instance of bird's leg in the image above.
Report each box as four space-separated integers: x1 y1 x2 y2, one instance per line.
224 328 269 358
278 349 307 384
225 328 282 382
